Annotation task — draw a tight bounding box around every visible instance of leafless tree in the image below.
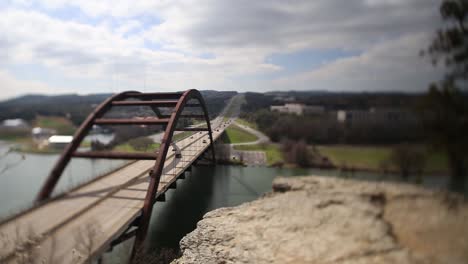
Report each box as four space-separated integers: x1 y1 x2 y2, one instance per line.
389 144 427 180
281 139 310 167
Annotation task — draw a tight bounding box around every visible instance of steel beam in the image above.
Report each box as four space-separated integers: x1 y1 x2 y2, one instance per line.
111 100 179 107
94 118 170 125
36 89 217 263
110 229 137 247
112 100 199 108
126 92 183 100
131 89 216 261
36 91 141 202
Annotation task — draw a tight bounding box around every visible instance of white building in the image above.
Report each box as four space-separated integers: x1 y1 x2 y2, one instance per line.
48 135 73 149
270 103 325 115
1 118 29 128
32 127 57 141
0 119 30 130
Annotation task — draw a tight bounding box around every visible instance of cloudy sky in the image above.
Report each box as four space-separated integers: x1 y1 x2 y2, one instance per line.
0 0 444 100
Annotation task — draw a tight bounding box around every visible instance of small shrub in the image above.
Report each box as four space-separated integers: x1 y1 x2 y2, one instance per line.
389 144 426 180
128 137 155 151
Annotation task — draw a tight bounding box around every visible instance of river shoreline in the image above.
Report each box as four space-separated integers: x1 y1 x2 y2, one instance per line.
172 176 468 264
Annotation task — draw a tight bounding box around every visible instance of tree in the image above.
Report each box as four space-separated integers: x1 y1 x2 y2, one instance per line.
422 0 468 192
128 137 156 151
426 0 468 81
281 139 310 167
388 144 426 180
293 140 310 167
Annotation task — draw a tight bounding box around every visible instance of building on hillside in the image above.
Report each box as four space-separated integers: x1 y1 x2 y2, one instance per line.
32 127 57 142
48 135 73 149
0 119 30 137
1 119 30 129
270 103 325 115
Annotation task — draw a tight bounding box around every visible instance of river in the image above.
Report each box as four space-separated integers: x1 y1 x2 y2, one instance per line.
0 142 451 262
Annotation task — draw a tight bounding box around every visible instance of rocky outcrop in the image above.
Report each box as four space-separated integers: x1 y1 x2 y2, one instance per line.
173 176 468 264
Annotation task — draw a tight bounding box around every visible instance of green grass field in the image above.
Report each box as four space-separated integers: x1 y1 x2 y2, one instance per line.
0 132 30 142
424 151 450 172
172 131 195 142
236 118 258 130
0 116 76 141
114 137 160 153
35 116 76 134
233 144 283 165
317 145 449 172
114 142 160 153
221 125 258 144
317 145 391 170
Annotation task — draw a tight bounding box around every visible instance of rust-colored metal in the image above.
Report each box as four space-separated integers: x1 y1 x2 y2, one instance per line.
35 89 216 262
111 229 138 247
127 92 183 99
111 100 179 107
94 118 170 125
36 90 142 201
131 89 215 260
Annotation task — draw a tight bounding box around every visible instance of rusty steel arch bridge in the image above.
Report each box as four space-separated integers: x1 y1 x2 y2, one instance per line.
0 89 234 263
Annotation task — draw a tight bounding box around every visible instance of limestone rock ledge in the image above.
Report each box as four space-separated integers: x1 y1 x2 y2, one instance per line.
172 176 468 264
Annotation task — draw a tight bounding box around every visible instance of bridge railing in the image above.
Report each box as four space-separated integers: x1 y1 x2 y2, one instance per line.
35 89 216 259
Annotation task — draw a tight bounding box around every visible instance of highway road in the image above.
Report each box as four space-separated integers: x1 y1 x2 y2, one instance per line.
0 117 232 264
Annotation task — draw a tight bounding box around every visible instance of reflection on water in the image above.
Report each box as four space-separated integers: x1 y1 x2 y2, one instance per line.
104 164 451 263
0 141 451 262
85 133 115 145
0 142 126 218
143 165 450 251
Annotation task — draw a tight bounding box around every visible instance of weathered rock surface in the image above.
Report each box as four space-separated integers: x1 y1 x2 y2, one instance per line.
172 176 468 264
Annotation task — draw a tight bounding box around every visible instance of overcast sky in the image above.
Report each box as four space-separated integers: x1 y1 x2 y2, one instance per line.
0 0 444 100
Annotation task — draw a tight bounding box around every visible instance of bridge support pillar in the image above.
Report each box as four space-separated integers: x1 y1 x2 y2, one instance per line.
34 89 218 264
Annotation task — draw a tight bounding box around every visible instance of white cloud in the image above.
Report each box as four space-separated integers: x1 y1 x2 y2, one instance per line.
0 7 280 90
272 33 444 92
0 70 70 100
0 0 446 97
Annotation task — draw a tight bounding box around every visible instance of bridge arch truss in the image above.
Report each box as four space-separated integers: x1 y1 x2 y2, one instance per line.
35 89 216 258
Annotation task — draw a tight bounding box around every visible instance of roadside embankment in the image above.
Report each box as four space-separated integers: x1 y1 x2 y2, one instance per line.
173 176 468 264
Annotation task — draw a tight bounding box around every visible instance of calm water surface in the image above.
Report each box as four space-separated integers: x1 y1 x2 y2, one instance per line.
0 142 451 262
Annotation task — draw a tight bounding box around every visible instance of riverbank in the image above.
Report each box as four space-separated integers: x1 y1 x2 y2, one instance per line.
173 176 468 264
316 145 450 173
0 137 61 154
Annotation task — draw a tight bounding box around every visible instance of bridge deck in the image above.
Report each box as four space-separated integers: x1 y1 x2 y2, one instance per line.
0 118 230 264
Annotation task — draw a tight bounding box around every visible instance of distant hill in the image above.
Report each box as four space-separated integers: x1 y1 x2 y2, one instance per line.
242 91 430 113
0 91 237 125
